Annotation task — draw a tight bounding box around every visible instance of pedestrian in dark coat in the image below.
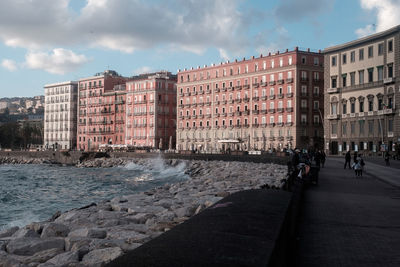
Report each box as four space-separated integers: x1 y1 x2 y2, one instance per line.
384 151 390 166
344 151 351 169
321 150 326 168
353 151 358 164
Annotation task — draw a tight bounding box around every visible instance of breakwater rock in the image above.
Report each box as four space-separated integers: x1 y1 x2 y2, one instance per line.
0 159 287 266
0 157 52 165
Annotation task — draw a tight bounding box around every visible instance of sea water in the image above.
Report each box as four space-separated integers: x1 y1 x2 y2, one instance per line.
0 160 188 230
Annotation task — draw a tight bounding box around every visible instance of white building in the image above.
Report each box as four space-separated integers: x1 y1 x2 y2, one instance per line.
44 81 78 150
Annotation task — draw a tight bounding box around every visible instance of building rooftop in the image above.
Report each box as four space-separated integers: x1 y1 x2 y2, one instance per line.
324 24 400 53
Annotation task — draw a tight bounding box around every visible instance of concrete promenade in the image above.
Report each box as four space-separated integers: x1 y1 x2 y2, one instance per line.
296 157 400 266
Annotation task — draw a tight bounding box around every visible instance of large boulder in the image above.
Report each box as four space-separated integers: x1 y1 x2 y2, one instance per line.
41 223 70 238
0 226 19 238
68 228 107 239
6 237 65 256
45 250 79 266
23 248 64 264
11 228 40 239
82 247 123 266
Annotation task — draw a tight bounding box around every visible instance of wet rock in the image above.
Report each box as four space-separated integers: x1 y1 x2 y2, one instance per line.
11 228 40 239
81 247 123 266
68 228 106 239
45 250 79 266
0 227 19 238
6 237 65 256
41 223 70 238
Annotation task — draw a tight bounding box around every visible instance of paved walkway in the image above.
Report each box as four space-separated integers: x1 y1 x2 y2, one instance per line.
296 157 400 267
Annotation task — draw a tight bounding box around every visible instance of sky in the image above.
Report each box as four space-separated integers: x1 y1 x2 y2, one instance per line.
1 0 400 98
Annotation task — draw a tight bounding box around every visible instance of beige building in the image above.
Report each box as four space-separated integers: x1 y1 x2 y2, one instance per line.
44 81 78 150
324 25 400 155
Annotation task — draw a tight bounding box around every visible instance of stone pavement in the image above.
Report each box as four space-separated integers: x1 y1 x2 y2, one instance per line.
296 157 400 267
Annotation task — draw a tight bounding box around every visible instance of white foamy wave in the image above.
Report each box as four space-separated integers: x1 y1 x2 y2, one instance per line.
2 211 42 230
123 162 145 171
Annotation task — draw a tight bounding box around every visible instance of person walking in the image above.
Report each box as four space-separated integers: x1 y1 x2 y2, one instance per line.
344 151 351 169
384 151 390 166
314 150 321 168
358 155 365 176
321 150 326 168
353 151 358 164
354 159 362 177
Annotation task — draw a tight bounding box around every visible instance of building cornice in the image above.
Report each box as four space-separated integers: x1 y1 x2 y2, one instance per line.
324 25 400 53
44 81 77 88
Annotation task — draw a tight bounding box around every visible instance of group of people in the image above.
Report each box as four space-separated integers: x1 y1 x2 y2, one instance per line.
344 151 365 177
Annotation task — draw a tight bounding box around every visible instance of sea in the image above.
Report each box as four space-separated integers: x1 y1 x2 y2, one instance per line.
0 160 189 230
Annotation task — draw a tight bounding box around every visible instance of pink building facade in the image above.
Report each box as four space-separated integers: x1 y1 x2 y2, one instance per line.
176 48 324 152
77 70 127 151
125 72 177 149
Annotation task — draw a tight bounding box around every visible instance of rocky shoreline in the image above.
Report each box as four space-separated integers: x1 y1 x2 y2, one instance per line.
0 158 287 266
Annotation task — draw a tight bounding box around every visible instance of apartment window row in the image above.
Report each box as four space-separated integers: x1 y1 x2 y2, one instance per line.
330 64 393 88
331 39 393 67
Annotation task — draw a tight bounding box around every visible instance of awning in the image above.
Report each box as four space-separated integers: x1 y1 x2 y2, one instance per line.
217 139 243 143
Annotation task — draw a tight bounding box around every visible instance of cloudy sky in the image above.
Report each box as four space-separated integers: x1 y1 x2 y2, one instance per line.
1 0 400 97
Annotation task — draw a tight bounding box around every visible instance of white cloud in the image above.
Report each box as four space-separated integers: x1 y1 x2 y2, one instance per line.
133 66 153 75
356 0 400 37
24 48 88 74
275 0 334 22
0 0 249 56
218 49 230 62
1 59 18 71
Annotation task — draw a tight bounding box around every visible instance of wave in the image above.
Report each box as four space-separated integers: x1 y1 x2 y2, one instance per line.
1 210 43 231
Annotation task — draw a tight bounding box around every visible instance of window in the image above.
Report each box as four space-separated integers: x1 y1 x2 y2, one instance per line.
350 51 355 62
288 57 292 65
331 56 337 66
342 122 347 135
368 46 373 58
279 58 283 67
368 120 374 134
368 68 373 82
377 66 384 81
351 102 355 113
378 99 383 110
313 87 319 96
388 40 393 52
388 119 393 132
342 74 347 87
388 97 393 109
388 64 393 78
314 57 319 66
313 101 319 110
359 120 365 135
301 56 306 64
287 114 292 123
350 72 355 86
343 102 347 114
342 53 347 64
359 48 364 60
331 103 337 115
351 122 355 135
359 70 364 84
331 77 337 88
301 99 307 108
359 101 364 112
368 100 373 111
378 43 384 55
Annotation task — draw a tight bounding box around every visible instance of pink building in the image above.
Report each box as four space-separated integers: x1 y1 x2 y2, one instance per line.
77 70 127 151
125 72 177 149
176 48 324 152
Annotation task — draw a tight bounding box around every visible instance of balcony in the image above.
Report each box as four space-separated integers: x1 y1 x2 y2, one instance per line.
261 96 268 101
235 99 242 103
221 113 227 117
286 135 293 140
228 86 234 91
383 108 394 114
286 107 293 112
252 96 259 101
252 123 259 128
327 114 339 119
205 102 211 106
269 95 275 100
221 87 227 92
300 77 308 82
277 79 284 85
243 98 250 103
260 109 268 114
384 77 394 84
286 92 293 98
260 82 267 87
269 137 275 141
235 111 241 116
206 114 212 118
277 94 284 99
269 108 275 113
253 83 259 88
206 90 212 94
243 110 250 115
269 81 276 86
327 88 339 94
252 110 259 115
277 108 284 113
221 100 227 105
286 78 293 83
235 85 242 90
198 90 204 95
261 123 267 127
192 91 198 95
214 88 220 93
184 92 191 96
228 99 234 104
285 122 293 126
243 85 250 90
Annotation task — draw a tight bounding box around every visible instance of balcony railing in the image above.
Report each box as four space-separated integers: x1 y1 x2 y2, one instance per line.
286 78 293 83
327 88 339 94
